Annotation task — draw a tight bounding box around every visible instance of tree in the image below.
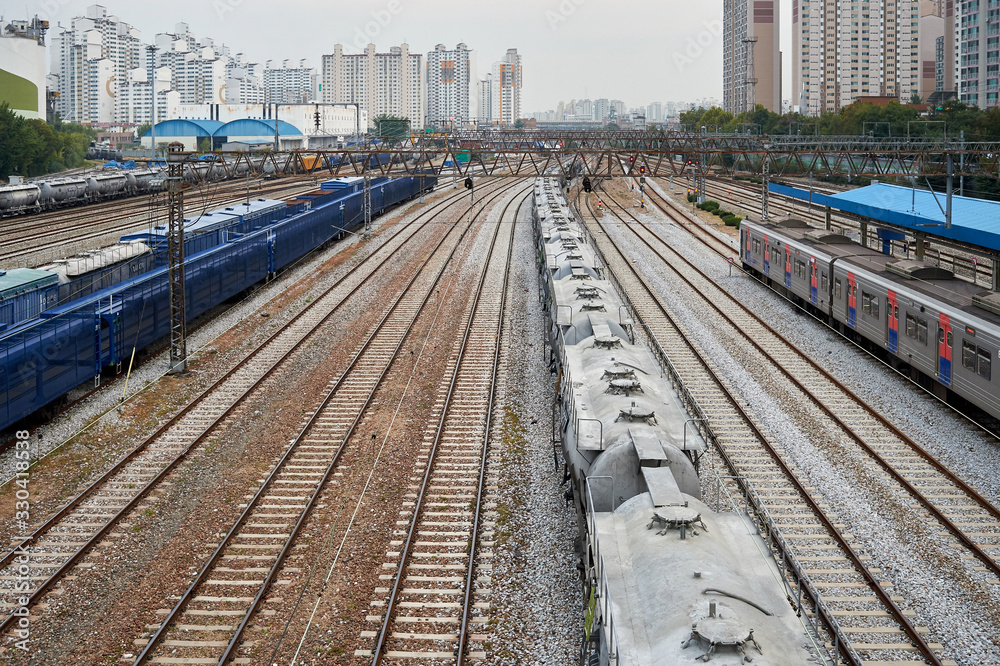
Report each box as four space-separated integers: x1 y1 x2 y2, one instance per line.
197 138 212 153
910 92 923 105
604 122 621 131
373 114 410 139
514 118 525 129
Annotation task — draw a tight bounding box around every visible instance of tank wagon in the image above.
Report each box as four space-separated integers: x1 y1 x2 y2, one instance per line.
741 217 1000 421
0 173 437 432
535 179 821 665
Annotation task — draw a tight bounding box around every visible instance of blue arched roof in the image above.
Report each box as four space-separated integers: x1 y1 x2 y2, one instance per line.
215 118 302 136
143 119 223 138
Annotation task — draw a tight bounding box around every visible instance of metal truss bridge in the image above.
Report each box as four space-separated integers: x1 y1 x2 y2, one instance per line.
170 130 1000 181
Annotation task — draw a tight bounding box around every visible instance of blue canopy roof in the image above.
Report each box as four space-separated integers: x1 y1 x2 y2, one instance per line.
143 119 224 138
770 182 1000 254
215 118 302 136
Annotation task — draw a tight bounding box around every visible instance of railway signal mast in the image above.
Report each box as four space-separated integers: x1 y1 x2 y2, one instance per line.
166 143 187 373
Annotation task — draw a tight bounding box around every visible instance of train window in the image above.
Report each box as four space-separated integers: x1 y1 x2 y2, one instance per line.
862 292 871 315
917 319 928 345
821 273 828 292
872 298 879 319
835 279 842 299
964 341 978 370
979 348 992 380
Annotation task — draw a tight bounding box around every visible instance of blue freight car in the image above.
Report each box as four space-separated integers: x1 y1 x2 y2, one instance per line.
0 269 60 332
0 173 437 432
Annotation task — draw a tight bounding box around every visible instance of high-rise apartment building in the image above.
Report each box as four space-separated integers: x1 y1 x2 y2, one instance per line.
426 43 476 128
477 74 493 123
593 98 611 122
320 43 424 129
957 0 1000 107
646 102 663 121
723 0 782 113
225 54 265 105
1 17 48 119
491 48 522 125
264 59 316 104
793 0 921 114
919 12 946 100
52 4 141 123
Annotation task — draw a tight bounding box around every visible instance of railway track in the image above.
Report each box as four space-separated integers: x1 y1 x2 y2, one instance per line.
128 180 525 665
640 180 1000 440
607 181 1000 570
577 185 954 666
363 187 524 664
0 177 324 267
0 180 515 643
686 177 997 285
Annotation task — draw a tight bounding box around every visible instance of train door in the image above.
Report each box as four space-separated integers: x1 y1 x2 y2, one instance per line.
886 290 899 353
784 250 792 288
764 235 770 275
809 257 818 305
744 227 751 262
847 273 857 328
937 313 953 386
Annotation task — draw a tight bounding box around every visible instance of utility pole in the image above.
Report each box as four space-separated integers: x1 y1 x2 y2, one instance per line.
166 143 187 372
743 36 758 113
273 98 280 152
761 149 770 222
146 44 159 157
364 171 372 236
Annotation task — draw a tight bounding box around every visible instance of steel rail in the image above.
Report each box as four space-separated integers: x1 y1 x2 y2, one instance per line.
643 180 1000 443
133 179 522 665
212 179 523 666
371 184 528 665
582 184 942 666
0 181 483 638
609 185 1000 578
455 192 526 664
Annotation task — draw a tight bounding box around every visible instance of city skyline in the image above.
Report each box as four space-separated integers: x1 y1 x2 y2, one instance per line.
26 0 736 114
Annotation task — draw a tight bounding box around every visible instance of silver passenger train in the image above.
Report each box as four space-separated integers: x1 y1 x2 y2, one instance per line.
741 217 1000 421
536 179 821 665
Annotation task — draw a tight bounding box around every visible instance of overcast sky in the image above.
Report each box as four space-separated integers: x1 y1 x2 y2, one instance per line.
28 0 796 112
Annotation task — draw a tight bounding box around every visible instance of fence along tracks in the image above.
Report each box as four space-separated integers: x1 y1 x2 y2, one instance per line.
362 188 525 664
0 181 512 641
578 188 950 666
132 181 526 665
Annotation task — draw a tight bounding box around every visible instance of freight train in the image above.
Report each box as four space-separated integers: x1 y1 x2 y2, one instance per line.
0 169 167 216
534 178 821 665
0 174 437 433
741 217 1000 422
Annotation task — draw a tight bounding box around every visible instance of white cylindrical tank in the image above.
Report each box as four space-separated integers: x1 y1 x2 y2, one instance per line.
0 184 41 210
86 173 127 196
40 178 88 203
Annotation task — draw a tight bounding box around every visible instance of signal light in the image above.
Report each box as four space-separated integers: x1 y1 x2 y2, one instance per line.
629 156 635 163
464 177 473 190
583 177 592 192
639 166 646 175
